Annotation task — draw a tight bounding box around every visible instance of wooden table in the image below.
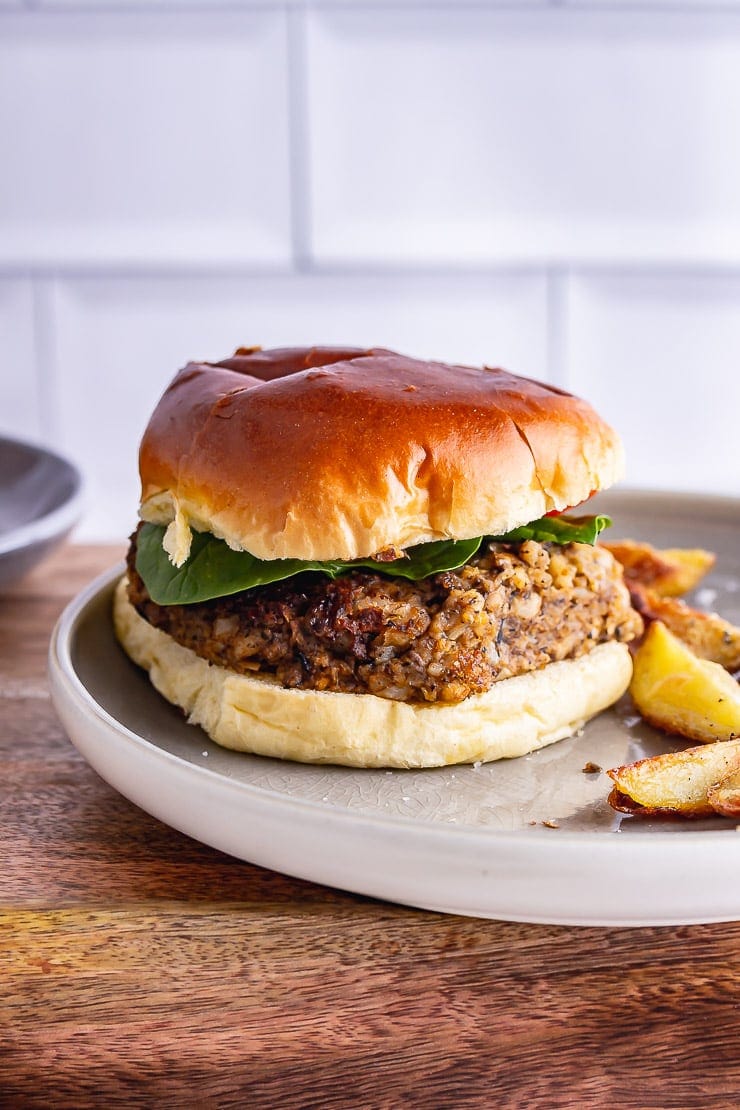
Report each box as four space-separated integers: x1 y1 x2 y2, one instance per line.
2 544 739 1108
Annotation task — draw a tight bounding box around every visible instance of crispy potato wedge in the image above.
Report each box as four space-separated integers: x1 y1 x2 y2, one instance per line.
630 587 740 672
603 540 715 597
630 621 740 743
707 761 740 818
608 739 740 817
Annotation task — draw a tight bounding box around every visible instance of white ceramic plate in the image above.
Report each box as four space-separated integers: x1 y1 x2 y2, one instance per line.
49 490 740 926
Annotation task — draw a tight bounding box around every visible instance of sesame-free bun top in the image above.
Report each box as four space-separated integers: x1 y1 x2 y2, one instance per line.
139 346 624 562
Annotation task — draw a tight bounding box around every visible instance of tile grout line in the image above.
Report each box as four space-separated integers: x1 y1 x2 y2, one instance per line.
9 2 740 16
30 276 59 445
5 261 740 281
286 3 312 272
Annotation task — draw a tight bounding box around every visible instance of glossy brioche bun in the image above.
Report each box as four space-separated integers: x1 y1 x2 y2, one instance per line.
138 346 624 562
114 577 633 769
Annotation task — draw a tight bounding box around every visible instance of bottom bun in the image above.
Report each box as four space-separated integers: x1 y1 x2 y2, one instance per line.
114 576 633 769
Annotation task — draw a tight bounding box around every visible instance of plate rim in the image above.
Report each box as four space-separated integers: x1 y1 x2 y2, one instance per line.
48 487 740 924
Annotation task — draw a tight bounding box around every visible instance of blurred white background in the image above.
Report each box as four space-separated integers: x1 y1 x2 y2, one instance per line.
1 1 739 540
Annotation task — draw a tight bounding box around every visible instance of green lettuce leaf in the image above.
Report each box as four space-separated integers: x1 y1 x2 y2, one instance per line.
497 513 612 546
135 524 483 606
135 513 611 606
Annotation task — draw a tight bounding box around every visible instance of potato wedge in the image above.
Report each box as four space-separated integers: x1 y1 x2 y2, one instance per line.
630 587 740 672
608 738 740 817
630 620 740 743
707 760 740 818
603 540 715 597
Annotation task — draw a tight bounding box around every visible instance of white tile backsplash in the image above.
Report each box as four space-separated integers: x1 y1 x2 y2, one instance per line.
2 3 740 538
0 280 40 442
51 272 548 539
566 273 740 496
0 10 291 266
307 9 740 265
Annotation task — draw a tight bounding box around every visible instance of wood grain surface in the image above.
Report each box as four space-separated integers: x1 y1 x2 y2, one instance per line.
1 545 739 1109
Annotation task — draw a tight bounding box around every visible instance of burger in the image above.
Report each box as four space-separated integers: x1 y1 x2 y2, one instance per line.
114 345 642 768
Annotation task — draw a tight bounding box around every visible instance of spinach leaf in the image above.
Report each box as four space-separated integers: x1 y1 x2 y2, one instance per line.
136 524 483 605
498 513 612 546
135 512 611 606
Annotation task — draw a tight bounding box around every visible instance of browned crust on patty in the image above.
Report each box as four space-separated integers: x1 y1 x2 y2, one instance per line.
126 532 642 705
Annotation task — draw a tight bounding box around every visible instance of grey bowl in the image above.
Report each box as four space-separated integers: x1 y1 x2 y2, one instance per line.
0 435 84 589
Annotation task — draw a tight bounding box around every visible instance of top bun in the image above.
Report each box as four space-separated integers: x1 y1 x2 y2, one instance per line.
138 346 623 562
